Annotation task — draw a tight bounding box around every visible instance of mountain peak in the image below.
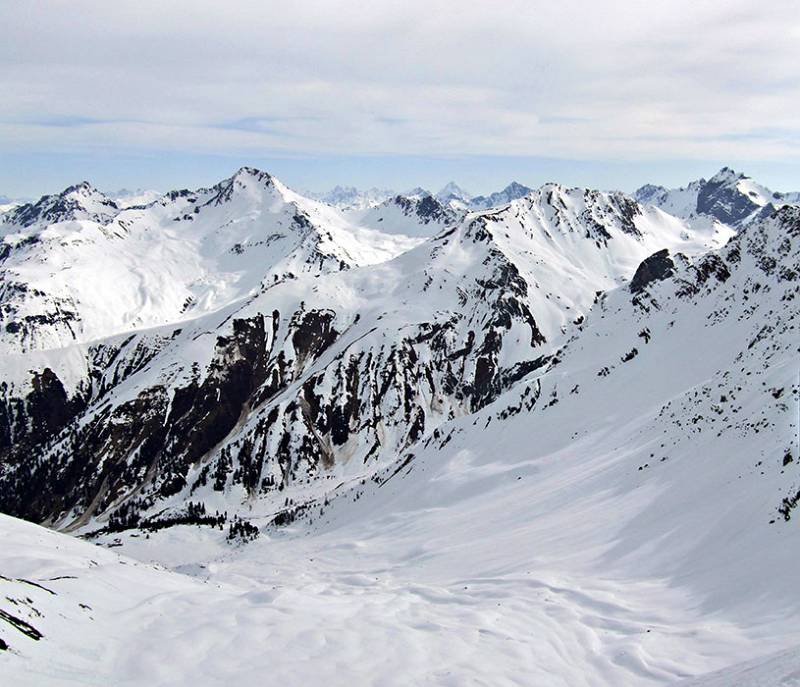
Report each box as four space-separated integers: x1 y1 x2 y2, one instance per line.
404 186 433 199
708 166 743 184
436 181 471 202
503 181 532 196
204 167 279 206
1 180 118 228
232 166 273 185
470 181 533 209
63 180 96 195
634 166 799 228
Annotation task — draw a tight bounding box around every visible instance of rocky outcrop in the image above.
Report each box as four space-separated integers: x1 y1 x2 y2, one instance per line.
630 249 675 294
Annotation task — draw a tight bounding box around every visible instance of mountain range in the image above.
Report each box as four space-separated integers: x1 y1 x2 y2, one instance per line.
1 166 798 686
313 179 535 213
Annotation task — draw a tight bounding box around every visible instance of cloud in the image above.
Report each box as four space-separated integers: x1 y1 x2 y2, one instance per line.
1 0 798 163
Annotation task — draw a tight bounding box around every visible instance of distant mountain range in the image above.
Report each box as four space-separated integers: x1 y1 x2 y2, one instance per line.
309 180 535 212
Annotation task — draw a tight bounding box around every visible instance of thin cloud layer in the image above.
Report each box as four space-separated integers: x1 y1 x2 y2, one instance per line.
1 0 798 163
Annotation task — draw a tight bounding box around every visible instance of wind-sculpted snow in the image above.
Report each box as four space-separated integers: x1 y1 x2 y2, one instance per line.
0 509 770 687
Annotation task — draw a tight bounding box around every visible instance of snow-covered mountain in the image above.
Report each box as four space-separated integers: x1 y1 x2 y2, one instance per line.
1 166 798 686
470 180 533 209
0 168 422 354
1 181 120 229
343 191 462 237
634 166 800 228
435 181 472 208
424 180 535 211
0 195 24 215
402 185 433 199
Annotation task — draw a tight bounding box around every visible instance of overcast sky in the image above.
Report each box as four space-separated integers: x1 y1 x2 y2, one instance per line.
2 0 799 197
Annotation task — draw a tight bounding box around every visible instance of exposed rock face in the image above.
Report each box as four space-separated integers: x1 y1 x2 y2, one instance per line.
0 369 85 453
629 249 675 294
391 194 458 225
696 169 762 226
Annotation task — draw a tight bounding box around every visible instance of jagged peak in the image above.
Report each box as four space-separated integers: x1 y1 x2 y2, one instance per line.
708 166 745 185
502 181 532 195
203 166 284 206
403 186 433 199
63 180 99 195
389 192 454 224
232 166 273 184
0 179 119 228
437 181 471 199
533 182 608 204
634 183 666 197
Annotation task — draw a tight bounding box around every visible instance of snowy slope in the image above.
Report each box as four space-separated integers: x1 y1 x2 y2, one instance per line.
131 202 796 685
343 192 462 237
0 513 212 685
676 646 800 686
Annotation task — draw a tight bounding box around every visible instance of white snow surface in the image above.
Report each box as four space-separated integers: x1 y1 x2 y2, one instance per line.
675 646 800 686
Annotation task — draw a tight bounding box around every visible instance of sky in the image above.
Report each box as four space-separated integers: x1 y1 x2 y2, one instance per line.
1 0 799 198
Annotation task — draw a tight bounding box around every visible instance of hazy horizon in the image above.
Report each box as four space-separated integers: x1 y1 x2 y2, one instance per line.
4 155 800 202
